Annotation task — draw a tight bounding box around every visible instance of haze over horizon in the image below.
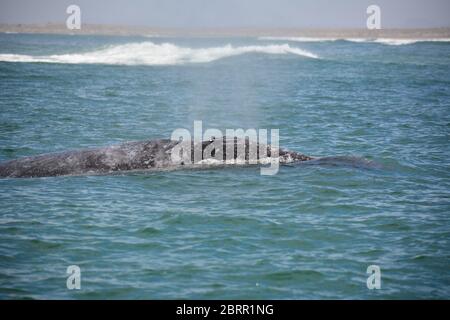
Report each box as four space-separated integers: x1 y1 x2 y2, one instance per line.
0 0 449 29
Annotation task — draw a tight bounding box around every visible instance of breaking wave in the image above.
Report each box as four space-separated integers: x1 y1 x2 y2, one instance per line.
369 38 450 45
259 36 450 45
0 42 318 65
259 36 340 42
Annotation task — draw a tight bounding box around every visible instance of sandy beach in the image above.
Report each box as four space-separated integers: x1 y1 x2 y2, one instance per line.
1 23 450 38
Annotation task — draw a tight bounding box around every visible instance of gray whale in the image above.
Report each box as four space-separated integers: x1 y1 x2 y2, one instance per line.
0 137 313 178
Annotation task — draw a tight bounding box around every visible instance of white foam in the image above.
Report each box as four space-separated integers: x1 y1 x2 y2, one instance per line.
344 38 424 45
371 38 450 45
259 36 339 42
259 36 450 46
343 38 372 43
364 39 418 45
0 42 318 65
196 158 224 166
197 157 280 166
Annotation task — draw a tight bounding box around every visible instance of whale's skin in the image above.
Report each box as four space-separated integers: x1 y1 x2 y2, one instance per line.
0 137 313 178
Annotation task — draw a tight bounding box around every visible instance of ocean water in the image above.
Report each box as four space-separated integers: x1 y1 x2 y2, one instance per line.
0 33 449 299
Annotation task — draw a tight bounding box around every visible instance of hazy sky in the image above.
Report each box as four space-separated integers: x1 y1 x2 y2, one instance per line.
0 0 449 28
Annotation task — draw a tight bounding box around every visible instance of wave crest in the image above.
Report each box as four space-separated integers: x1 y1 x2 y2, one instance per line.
259 36 450 45
0 42 318 65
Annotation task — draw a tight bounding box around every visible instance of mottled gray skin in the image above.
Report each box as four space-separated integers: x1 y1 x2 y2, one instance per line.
0 137 313 178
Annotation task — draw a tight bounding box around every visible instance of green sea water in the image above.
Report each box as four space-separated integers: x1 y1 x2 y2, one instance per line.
0 34 449 299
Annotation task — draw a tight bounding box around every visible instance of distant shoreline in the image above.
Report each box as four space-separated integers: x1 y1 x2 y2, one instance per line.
1 23 450 38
